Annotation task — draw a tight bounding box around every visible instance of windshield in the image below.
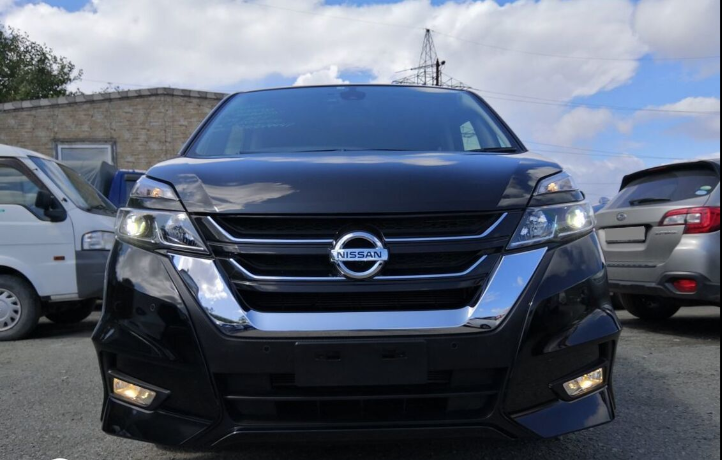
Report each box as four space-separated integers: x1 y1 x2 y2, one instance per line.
188 86 521 156
30 157 117 215
612 167 719 208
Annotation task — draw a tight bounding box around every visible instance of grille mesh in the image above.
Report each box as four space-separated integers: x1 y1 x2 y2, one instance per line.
213 213 502 239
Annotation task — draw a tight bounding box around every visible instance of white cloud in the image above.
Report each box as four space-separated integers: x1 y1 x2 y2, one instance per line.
294 65 349 87
2 0 645 101
634 97 720 140
537 107 616 145
634 0 720 75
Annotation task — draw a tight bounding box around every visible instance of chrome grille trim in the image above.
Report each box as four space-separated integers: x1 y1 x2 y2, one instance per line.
204 213 508 245
228 256 489 282
169 248 547 334
386 213 508 243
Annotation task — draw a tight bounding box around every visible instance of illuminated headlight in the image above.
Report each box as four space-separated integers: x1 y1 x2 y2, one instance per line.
112 378 157 408
536 172 579 195
130 176 179 201
563 368 605 397
509 202 595 249
116 209 207 253
81 231 115 251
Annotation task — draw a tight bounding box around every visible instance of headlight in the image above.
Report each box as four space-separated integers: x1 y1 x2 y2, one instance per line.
118 176 208 253
82 231 116 251
509 202 595 249
116 209 208 253
535 172 579 195
130 176 179 201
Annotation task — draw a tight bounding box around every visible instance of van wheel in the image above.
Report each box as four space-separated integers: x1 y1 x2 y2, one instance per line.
0 275 41 341
619 294 680 320
45 299 96 324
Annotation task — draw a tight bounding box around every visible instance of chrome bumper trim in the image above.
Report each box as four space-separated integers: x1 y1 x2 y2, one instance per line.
169 248 547 334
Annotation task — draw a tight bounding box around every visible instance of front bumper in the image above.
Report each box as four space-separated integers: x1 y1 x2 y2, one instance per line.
92 233 621 447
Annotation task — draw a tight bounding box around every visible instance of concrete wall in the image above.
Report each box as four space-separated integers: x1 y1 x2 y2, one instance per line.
0 88 225 170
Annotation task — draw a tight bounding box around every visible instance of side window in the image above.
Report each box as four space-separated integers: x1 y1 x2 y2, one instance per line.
0 163 41 210
460 122 481 151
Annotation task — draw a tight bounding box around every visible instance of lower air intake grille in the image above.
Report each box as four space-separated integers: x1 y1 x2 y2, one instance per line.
217 369 505 425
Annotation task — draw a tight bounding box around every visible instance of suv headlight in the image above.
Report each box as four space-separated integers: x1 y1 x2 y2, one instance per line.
509 172 594 249
116 176 208 253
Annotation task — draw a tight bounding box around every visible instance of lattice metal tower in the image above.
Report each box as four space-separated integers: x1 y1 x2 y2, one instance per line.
393 29 469 89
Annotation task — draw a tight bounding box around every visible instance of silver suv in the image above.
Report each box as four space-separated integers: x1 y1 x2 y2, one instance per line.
597 159 720 320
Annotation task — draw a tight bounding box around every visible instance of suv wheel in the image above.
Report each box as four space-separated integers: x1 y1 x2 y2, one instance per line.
619 294 681 320
45 299 96 324
0 275 41 341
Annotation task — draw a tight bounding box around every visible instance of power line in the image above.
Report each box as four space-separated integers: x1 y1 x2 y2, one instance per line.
247 2 719 62
527 142 644 157
80 78 147 88
432 30 720 62
471 87 720 115
531 147 688 162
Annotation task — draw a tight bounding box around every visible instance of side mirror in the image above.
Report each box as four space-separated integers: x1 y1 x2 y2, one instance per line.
35 190 67 222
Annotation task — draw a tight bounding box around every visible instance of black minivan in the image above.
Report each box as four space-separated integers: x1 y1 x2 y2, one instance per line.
93 85 621 448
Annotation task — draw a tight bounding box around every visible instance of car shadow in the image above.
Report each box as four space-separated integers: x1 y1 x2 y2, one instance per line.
30 315 99 340
619 307 720 342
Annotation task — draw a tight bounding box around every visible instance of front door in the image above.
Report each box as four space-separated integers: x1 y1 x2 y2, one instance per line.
0 159 76 298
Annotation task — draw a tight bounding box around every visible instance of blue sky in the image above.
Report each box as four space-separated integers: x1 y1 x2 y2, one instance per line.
5 0 720 200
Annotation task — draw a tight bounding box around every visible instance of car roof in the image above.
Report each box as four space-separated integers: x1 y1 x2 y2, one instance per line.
621 158 721 190
0 144 52 160
230 84 471 98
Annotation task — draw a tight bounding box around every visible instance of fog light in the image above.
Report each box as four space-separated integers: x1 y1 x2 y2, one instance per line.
563 368 605 397
112 378 157 407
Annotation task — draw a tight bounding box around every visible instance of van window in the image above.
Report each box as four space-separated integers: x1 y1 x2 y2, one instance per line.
0 163 41 212
612 167 719 208
30 158 116 216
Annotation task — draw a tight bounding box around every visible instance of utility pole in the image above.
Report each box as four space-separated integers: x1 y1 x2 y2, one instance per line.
393 29 469 89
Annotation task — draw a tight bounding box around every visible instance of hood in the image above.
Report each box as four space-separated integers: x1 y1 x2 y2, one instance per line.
146 151 561 214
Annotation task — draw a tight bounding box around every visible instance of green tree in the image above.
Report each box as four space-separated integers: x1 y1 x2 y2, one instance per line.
0 25 83 103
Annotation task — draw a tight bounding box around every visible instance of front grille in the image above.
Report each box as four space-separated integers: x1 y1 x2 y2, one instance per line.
235 251 487 277
213 212 503 239
198 211 515 315
218 368 505 425
239 287 480 313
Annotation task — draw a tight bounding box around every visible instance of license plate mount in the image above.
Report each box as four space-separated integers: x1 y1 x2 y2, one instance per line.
294 341 428 387
606 226 647 244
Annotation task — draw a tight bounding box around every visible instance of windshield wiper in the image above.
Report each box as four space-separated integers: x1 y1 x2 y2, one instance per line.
629 197 672 206
467 147 519 153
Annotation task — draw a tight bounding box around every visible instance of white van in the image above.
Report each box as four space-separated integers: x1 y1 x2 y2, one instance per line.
0 144 116 341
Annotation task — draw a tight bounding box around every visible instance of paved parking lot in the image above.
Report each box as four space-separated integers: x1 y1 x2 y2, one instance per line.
0 308 719 460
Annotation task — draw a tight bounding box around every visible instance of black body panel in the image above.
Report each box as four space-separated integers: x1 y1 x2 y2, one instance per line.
93 235 620 447
145 152 560 215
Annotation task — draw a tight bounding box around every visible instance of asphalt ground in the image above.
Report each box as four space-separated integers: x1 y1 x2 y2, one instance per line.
0 307 719 460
